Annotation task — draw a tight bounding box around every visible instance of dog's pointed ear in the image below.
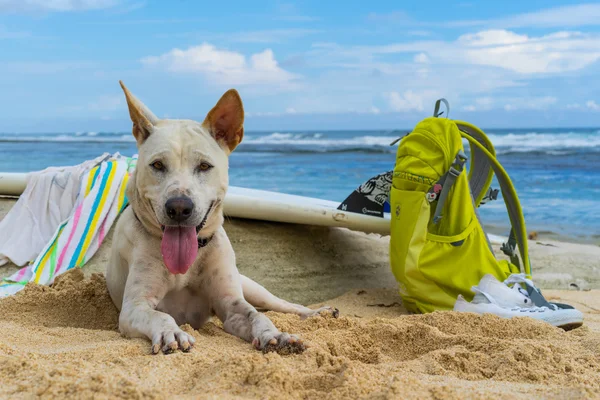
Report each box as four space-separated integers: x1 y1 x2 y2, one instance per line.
203 89 244 153
119 80 159 144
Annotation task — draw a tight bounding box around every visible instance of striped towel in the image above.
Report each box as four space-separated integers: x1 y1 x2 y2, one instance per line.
0 154 137 297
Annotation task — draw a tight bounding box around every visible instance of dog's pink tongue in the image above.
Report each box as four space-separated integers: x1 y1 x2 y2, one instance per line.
161 226 198 274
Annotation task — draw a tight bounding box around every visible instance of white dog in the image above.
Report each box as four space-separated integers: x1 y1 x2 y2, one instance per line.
106 82 337 355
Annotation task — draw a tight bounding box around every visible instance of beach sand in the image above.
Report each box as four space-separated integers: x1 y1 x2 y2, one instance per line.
1 197 599 399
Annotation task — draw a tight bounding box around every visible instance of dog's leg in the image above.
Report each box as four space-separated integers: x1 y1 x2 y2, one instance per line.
119 268 196 354
241 275 339 319
204 257 305 353
214 294 306 353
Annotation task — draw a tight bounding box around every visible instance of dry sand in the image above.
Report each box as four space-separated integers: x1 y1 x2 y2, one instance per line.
1 197 600 399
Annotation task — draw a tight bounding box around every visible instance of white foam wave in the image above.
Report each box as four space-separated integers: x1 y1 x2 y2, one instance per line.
245 131 600 150
485 132 600 149
0 134 134 143
0 130 598 152
243 132 393 147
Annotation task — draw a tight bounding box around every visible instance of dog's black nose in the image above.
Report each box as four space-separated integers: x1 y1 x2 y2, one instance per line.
165 196 194 223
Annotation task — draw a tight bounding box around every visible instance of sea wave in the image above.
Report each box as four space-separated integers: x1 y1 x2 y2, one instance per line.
237 146 395 154
0 130 598 154
243 132 396 147
0 133 134 143
484 132 600 149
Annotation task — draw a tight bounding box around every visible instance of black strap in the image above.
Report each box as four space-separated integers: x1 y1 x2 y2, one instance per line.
197 235 214 248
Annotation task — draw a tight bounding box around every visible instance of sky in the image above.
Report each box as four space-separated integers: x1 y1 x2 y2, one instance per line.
1 0 600 132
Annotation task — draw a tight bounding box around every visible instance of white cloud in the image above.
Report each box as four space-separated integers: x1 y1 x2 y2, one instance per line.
0 0 119 12
454 30 600 74
494 4 600 29
586 100 600 111
413 53 430 64
503 96 558 111
385 90 435 112
446 4 600 29
304 44 522 114
462 97 495 111
458 29 527 46
142 43 298 86
306 27 598 115
285 107 297 114
371 4 600 29
368 4 600 32
336 29 600 75
370 106 380 114
461 96 562 113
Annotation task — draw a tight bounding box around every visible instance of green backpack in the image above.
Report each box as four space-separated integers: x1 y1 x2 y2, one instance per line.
389 99 530 313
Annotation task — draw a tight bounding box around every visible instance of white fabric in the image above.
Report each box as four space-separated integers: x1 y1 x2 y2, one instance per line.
0 154 110 267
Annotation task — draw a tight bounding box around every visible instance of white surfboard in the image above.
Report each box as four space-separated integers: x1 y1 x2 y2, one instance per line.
0 172 391 235
225 186 391 235
0 173 26 197
0 172 506 243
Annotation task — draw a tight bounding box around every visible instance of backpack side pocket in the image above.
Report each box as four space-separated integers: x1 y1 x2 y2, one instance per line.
389 187 430 313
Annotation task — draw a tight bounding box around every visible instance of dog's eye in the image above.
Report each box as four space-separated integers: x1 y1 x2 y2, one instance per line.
150 161 165 171
197 162 213 172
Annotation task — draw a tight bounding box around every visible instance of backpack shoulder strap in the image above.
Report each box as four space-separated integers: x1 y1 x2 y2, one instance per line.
458 129 532 277
455 121 496 206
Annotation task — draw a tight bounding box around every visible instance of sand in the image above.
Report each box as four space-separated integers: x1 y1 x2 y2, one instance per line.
1 197 600 399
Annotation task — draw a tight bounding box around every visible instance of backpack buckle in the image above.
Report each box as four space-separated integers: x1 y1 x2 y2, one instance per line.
480 187 499 205
449 150 467 177
448 166 461 178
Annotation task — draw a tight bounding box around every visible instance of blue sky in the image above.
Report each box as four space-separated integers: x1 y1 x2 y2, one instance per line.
1 0 600 132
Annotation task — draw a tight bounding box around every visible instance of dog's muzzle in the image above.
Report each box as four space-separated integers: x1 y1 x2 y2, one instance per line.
165 196 194 223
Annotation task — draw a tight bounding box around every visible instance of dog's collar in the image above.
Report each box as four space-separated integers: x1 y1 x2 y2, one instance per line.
130 206 214 249
197 235 214 248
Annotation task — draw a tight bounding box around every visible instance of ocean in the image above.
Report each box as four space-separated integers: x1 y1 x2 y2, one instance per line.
1 128 599 243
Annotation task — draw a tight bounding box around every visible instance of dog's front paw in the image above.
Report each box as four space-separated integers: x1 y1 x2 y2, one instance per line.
300 306 340 319
252 332 306 355
151 327 196 355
